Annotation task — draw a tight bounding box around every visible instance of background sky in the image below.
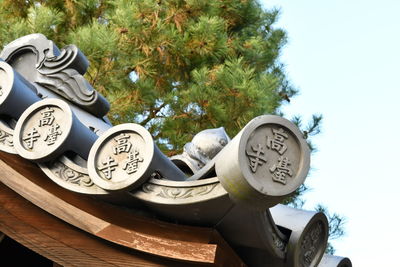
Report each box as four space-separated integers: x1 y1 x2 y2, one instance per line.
261 1 400 266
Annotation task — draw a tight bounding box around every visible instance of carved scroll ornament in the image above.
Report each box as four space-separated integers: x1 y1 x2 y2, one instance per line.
0 33 109 117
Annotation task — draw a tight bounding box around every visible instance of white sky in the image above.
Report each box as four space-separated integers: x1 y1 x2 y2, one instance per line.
261 1 400 266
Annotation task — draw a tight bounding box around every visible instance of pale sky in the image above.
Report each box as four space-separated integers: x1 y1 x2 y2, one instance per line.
261 1 400 266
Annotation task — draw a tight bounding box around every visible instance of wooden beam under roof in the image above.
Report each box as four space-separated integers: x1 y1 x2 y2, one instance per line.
0 152 245 266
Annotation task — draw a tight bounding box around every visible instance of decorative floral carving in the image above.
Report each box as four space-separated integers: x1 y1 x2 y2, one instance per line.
271 232 286 252
142 183 219 199
0 130 13 148
301 221 324 266
49 161 94 187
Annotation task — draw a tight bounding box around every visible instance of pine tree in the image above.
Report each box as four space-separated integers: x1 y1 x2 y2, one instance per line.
0 0 297 152
0 0 344 253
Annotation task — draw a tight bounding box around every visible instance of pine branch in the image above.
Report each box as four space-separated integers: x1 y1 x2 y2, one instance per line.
142 102 166 126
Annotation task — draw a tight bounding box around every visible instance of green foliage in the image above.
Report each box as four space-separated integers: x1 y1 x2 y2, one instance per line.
291 114 323 152
315 204 346 255
26 5 64 40
0 1 295 153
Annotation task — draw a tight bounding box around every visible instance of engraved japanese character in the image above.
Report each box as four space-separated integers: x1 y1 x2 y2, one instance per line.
266 128 288 155
98 156 118 179
113 133 132 154
23 128 41 149
44 124 62 145
302 223 322 265
246 143 268 173
269 156 293 184
122 149 144 174
39 107 55 127
303 245 316 265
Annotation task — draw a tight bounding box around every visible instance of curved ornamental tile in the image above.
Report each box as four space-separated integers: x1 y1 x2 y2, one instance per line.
270 204 329 267
87 123 187 192
13 98 97 162
39 155 109 196
137 177 224 204
215 115 310 209
0 36 113 155
0 60 41 154
318 254 352 267
131 177 231 225
0 34 109 118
